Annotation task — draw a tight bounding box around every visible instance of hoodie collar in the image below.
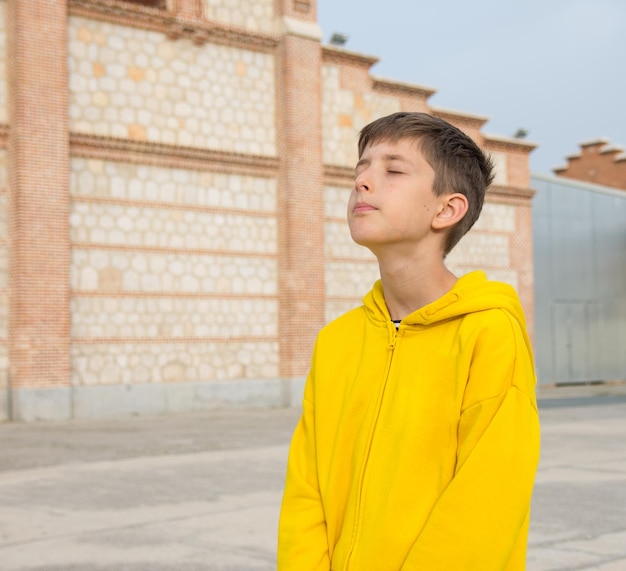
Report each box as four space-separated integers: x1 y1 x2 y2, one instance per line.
363 271 526 328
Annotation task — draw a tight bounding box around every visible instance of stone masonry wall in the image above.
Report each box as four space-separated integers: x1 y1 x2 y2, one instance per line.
68 16 276 155
447 203 519 287
3 0 536 420
70 158 279 386
203 0 276 34
322 63 400 168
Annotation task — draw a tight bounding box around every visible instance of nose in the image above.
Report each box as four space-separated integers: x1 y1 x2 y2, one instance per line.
354 169 371 192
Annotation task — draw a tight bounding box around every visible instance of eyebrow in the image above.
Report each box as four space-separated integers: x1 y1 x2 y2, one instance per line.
355 154 410 169
382 154 410 162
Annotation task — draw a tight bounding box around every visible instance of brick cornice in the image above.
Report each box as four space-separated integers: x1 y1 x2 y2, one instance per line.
487 184 536 205
0 124 8 149
68 0 279 51
70 133 279 177
483 133 538 153
72 195 276 217
321 45 379 69
431 107 489 130
71 241 277 258
372 77 436 99
323 164 353 187
69 0 165 26
71 335 279 345
72 290 278 299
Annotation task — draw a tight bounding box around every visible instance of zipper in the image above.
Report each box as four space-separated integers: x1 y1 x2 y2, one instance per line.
344 324 398 569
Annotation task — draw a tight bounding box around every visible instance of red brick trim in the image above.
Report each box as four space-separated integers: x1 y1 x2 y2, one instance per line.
431 107 489 129
324 164 353 187
8 0 71 389
72 196 276 218
71 336 279 344
69 0 279 51
70 133 279 177
483 134 537 152
70 0 171 26
71 243 277 258
72 291 278 299
322 45 379 69
170 0 203 20
0 124 8 149
276 34 325 377
373 77 436 99
487 184 536 206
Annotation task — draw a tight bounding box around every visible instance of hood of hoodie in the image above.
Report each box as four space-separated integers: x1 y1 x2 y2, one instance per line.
363 270 530 348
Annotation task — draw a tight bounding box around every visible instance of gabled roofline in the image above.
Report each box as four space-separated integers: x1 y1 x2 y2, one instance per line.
430 105 489 124
483 132 538 150
578 137 609 147
321 45 379 68
371 75 436 97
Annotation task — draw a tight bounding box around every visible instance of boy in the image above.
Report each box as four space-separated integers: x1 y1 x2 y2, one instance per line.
278 112 540 570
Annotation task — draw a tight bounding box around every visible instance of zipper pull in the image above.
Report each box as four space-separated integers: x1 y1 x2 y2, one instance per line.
387 321 398 350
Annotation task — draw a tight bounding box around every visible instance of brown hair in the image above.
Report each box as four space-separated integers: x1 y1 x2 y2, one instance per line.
358 112 495 255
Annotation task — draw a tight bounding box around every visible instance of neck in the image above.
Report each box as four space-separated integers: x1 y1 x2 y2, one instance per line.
376 252 457 321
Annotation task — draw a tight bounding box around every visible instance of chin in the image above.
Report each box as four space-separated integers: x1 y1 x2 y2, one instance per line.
349 231 378 250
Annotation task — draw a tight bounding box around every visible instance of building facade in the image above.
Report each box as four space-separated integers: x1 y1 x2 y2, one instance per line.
1 0 535 421
532 174 626 385
553 138 626 190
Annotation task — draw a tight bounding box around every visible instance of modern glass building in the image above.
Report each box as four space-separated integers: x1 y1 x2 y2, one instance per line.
532 174 626 385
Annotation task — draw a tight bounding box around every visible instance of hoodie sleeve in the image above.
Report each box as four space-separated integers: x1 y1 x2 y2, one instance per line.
277 362 331 570
401 310 541 571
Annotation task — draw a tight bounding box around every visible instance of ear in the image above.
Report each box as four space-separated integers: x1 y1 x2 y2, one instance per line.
432 193 468 230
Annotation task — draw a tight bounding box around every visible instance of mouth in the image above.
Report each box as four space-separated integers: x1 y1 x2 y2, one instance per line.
353 202 377 214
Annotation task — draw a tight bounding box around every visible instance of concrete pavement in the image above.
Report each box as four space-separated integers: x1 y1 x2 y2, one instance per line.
1 383 625 570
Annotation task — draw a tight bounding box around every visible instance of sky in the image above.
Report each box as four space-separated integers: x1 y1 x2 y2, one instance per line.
317 0 626 175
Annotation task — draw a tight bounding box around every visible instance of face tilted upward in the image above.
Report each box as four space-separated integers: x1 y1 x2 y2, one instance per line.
348 138 446 258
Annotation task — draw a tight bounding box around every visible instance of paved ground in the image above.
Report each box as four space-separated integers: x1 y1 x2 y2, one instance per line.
1 383 625 570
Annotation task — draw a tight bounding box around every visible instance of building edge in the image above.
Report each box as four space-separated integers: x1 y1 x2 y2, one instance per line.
8 377 307 421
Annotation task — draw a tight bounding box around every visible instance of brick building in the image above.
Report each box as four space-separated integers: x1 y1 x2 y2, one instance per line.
1 0 536 421
554 138 626 190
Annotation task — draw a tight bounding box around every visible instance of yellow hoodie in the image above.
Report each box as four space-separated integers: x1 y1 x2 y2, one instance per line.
278 271 540 570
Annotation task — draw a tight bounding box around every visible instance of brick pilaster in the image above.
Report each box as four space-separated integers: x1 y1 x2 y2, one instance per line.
7 0 71 413
511 202 535 345
275 3 325 378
